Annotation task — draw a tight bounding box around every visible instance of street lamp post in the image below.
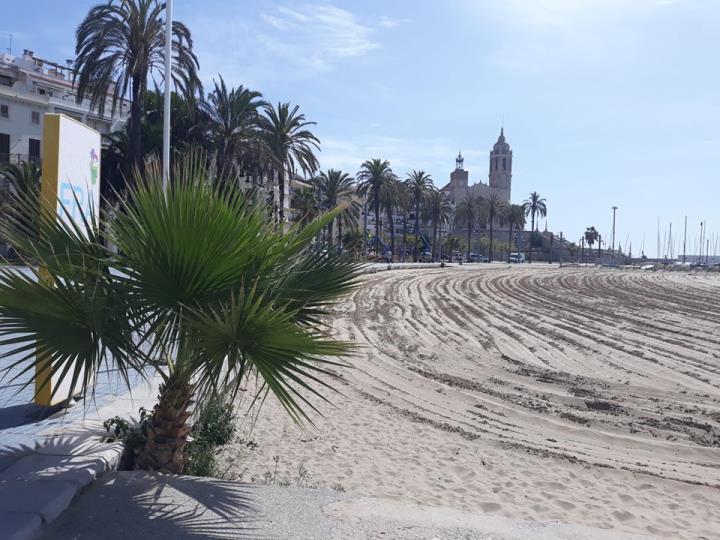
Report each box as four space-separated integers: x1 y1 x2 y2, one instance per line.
162 0 173 194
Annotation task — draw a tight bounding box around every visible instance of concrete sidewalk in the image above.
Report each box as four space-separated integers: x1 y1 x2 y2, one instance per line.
0 376 160 540
38 471 656 540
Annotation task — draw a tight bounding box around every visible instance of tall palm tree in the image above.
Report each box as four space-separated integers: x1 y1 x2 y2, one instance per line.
484 194 507 263
357 159 393 254
405 170 432 262
584 226 599 249
0 150 360 474
292 187 319 225
455 194 483 262
380 176 402 261
202 76 264 176
314 169 355 245
524 191 547 263
503 203 527 262
395 183 413 261
74 0 201 169
425 189 452 261
257 103 320 226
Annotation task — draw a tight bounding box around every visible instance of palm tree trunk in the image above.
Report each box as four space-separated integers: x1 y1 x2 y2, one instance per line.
529 211 536 263
402 213 407 262
433 223 438 262
387 205 395 261
278 168 286 227
413 197 419 262
128 74 145 172
508 225 513 263
466 217 471 262
135 374 194 474
374 191 381 255
328 220 334 246
337 217 343 249
489 218 494 263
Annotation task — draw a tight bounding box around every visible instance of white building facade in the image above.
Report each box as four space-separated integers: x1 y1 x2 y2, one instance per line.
0 49 128 164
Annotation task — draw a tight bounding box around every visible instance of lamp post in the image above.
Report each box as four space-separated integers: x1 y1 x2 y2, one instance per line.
162 0 173 193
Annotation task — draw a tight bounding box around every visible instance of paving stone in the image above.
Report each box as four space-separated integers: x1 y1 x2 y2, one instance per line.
0 480 77 523
0 511 42 540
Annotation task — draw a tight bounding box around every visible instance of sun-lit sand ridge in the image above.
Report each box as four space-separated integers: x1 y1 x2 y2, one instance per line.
218 265 720 539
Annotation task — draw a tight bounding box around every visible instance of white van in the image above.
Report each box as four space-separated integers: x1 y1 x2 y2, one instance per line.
509 252 526 263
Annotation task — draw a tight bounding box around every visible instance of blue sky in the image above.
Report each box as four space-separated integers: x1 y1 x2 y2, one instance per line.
3 0 719 255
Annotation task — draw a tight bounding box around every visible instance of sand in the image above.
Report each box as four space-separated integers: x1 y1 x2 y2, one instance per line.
217 265 720 539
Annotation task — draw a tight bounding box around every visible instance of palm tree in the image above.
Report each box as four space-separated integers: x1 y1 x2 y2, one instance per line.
523 192 547 263
202 76 264 176
357 159 393 254
405 170 432 262
395 183 413 261
484 194 507 263
258 102 320 226
74 0 201 169
425 189 452 261
292 187 319 225
380 176 402 261
502 203 527 262
314 169 356 245
584 226 599 249
455 194 483 261
0 150 360 474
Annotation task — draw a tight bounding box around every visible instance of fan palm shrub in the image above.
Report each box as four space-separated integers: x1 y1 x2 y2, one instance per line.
74 0 201 170
0 151 360 474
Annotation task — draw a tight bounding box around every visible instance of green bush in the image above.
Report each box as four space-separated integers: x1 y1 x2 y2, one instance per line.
183 397 237 477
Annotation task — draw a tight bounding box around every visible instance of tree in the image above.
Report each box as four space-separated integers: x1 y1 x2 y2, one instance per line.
405 170 432 262
425 189 452 261
484 194 507 263
258 102 320 227
455 194 483 262
202 76 264 176
523 192 547 263
395 183 412 261
502 203 527 262
380 176 402 261
584 226 599 249
314 169 355 245
357 159 393 254
292 187 319 225
74 0 201 170
0 151 360 473
0 161 41 243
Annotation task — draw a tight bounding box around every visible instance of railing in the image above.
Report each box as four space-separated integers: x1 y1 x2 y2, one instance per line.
0 153 41 166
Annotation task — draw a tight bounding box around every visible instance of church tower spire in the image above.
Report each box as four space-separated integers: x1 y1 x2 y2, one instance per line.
488 127 512 202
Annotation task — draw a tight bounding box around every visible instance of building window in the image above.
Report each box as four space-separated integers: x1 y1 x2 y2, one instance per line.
38 88 46 95
503 157 506 170
0 75 12 87
31 111 40 124
0 105 8 118
0 133 9 161
29 138 41 161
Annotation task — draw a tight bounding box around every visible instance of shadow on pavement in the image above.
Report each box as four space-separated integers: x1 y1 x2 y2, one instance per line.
39 471 263 539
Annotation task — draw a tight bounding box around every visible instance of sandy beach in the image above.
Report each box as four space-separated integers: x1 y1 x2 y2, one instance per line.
217 265 720 539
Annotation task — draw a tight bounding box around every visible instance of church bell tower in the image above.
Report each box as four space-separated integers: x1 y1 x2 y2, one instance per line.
489 128 512 202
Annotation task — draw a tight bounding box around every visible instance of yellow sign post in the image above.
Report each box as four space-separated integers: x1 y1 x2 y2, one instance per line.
36 114 102 405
